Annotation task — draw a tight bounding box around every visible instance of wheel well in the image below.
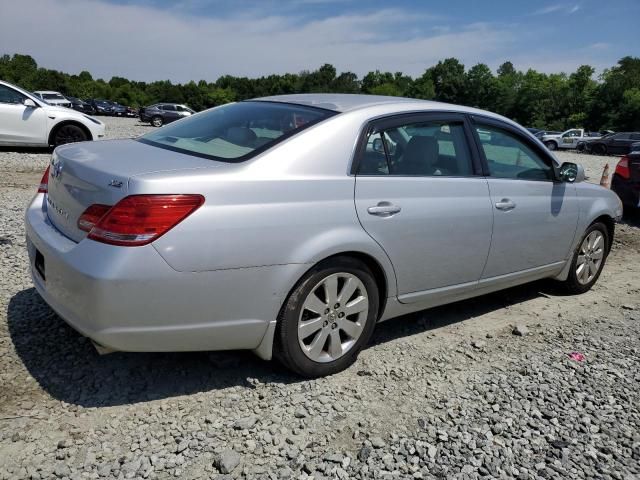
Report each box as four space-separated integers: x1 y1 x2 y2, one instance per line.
592 215 615 253
48 121 92 146
335 251 388 317
283 251 389 321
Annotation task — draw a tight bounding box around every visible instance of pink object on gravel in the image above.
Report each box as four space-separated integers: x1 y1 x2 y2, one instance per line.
568 352 585 362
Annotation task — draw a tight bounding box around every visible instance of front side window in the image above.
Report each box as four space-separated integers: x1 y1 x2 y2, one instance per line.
476 125 554 181
0 85 26 104
138 101 336 162
359 120 473 176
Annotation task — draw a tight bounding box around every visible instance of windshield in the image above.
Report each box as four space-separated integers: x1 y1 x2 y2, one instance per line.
138 101 336 162
42 93 66 100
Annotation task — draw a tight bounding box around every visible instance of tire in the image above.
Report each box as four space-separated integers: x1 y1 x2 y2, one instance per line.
275 256 379 377
559 222 609 294
151 116 163 127
592 144 607 156
544 141 557 151
52 124 88 147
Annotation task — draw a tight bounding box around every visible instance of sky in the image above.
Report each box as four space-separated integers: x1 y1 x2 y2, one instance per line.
1 0 638 83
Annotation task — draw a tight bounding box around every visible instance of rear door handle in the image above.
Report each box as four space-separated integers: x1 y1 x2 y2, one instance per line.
367 202 401 217
495 198 516 211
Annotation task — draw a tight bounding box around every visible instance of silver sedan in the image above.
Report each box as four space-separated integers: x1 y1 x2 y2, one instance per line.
25 94 623 377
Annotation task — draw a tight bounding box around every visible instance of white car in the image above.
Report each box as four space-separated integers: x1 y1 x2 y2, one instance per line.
32 90 72 108
0 81 105 147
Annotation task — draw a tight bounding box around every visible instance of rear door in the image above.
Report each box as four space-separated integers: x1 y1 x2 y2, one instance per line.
161 104 179 122
354 113 493 302
471 118 579 279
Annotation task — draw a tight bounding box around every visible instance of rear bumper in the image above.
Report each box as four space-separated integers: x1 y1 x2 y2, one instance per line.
611 176 640 208
25 194 300 353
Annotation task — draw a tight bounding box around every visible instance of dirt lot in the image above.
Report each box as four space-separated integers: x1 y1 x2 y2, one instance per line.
1 118 639 479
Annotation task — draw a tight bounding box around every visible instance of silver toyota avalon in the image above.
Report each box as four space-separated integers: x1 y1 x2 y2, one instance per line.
25 94 623 377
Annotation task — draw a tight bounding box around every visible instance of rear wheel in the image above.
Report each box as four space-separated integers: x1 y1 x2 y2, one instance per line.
544 141 557 151
559 222 609 294
151 116 163 127
275 257 379 377
592 144 607 155
52 124 88 147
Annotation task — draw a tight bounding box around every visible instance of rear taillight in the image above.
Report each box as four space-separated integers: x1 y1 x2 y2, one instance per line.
615 156 630 180
77 204 111 232
38 166 50 193
82 194 204 246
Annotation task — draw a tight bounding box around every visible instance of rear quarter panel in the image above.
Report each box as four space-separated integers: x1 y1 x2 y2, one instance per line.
135 111 399 297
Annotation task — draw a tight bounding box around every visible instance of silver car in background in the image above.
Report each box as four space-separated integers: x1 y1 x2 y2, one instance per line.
25 94 623 377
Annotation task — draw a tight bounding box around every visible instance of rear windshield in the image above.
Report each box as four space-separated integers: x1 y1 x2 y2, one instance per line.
137 101 336 162
42 93 66 100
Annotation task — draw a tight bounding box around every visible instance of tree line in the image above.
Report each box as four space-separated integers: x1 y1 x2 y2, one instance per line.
1 53 639 131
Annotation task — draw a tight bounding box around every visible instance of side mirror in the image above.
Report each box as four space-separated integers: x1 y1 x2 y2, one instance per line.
23 98 38 108
559 162 585 183
372 137 385 154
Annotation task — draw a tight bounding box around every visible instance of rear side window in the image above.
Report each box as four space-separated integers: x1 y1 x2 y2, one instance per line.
138 101 336 162
359 120 473 176
476 125 553 181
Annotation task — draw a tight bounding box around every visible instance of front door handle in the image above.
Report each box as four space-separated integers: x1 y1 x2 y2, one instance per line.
367 202 401 217
495 198 516 211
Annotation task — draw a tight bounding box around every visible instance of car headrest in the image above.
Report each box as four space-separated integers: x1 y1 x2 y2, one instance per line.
401 136 439 174
225 127 257 147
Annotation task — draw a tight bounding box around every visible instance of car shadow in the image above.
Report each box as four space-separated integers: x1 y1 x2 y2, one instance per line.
0 146 52 154
7 281 553 408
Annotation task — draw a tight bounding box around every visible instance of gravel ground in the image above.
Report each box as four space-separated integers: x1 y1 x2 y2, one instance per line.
1 117 639 480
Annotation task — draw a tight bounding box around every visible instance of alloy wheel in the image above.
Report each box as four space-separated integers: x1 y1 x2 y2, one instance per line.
576 230 604 285
297 272 369 363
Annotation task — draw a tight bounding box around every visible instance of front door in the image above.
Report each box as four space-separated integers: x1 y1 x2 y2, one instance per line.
472 120 579 279
0 85 46 145
354 113 493 302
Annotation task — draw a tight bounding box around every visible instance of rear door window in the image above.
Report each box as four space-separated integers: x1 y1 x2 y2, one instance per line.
358 120 474 176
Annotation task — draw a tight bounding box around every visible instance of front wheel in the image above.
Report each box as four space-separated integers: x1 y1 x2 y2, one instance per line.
52 124 88 146
275 257 379 377
544 141 557 151
560 222 609 294
151 116 163 127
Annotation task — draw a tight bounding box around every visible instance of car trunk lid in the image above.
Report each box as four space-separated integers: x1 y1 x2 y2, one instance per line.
45 139 228 242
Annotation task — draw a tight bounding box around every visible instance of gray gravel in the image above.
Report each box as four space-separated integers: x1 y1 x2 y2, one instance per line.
1 118 639 479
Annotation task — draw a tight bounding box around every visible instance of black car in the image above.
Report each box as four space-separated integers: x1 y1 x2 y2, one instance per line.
103 100 128 117
65 96 96 115
85 99 114 115
581 132 640 155
611 149 640 209
139 103 195 127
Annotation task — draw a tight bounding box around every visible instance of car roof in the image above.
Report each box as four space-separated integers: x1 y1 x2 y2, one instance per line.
253 93 440 113
33 90 62 94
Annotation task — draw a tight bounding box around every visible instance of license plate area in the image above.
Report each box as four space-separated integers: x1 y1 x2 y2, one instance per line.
35 249 46 281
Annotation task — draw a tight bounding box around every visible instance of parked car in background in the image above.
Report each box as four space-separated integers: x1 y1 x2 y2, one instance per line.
25 94 622 377
85 99 114 116
611 150 640 209
139 103 195 126
103 100 127 117
33 91 72 108
124 106 138 117
579 132 640 155
0 80 105 147
66 96 96 115
542 128 602 150
526 127 542 136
